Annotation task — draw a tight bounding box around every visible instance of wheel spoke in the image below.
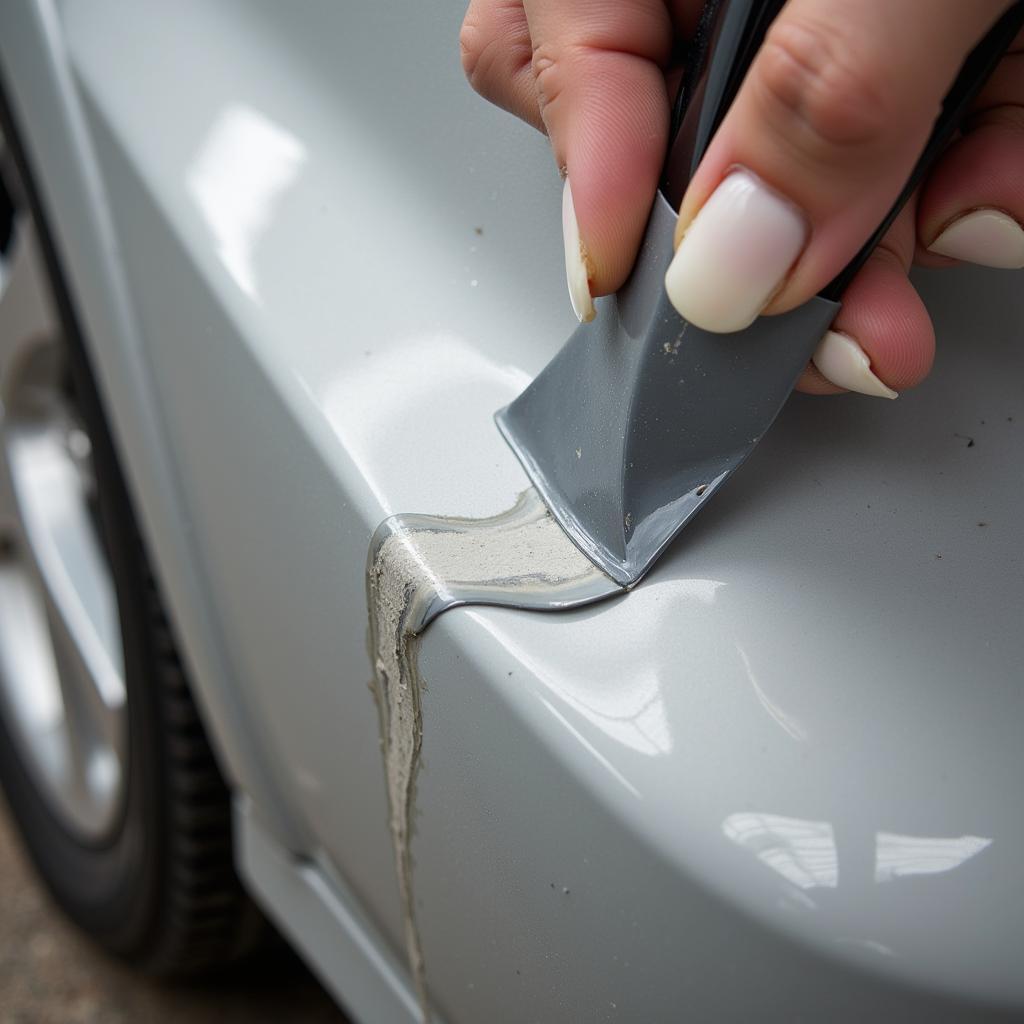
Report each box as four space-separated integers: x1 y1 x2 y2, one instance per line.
47 600 126 762
0 131 127 842
0 193 59 531
11 431 125 751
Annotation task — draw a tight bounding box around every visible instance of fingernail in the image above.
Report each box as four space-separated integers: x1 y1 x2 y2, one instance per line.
812 329 897 400
562 178 595 323
927 208 1024 269
664 169 807 333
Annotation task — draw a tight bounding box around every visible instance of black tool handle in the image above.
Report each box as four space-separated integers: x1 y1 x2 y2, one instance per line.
660 0 1024 302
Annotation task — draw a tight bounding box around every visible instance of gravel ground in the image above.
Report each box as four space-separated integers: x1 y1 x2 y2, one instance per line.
0 801 347 1024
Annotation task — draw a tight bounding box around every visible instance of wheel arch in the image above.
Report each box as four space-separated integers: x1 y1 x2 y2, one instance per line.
0 0 305 853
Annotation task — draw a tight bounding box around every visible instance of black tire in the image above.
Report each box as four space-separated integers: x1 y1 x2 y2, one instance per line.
0 79 264 975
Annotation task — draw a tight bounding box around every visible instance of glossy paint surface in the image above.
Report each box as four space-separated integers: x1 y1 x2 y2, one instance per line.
7 0 1023 1020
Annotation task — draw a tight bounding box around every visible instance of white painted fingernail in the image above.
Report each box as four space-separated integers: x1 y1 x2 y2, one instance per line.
562 178 595 323
664 169 807 333
927 208 1024 269
812 329 897 399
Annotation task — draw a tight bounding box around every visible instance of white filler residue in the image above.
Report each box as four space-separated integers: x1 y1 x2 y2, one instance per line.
366 488 620 1022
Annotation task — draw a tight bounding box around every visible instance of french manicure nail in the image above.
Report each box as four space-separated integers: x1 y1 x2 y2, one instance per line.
562 178 595 323
812 329 897 400
927 208 1024 269
664 169 807 333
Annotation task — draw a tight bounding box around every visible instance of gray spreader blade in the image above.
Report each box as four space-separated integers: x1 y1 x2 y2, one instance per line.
496 192 840 587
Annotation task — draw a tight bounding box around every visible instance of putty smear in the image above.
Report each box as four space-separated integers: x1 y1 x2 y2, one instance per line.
366 488 621 1022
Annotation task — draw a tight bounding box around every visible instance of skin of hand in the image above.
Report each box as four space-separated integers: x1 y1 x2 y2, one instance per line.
460 0 1024 398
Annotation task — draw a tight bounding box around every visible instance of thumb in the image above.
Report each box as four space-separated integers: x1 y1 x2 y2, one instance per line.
521 0 674 321
664 0 1012 333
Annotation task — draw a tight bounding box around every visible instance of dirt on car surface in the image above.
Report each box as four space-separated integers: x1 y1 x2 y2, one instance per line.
0 802 347 1024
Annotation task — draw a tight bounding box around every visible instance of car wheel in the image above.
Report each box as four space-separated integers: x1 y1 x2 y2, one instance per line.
0 100 263 975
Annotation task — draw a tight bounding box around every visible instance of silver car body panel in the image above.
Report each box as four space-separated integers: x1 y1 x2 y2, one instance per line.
2 1 1022 1021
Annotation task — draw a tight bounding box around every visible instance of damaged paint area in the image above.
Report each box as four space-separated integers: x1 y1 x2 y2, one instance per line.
366 488 621 1022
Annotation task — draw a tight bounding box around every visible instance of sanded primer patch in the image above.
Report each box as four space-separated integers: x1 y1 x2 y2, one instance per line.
366 489 620 1022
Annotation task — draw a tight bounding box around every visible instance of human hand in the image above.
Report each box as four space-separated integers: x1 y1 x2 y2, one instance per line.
460 0 1024 397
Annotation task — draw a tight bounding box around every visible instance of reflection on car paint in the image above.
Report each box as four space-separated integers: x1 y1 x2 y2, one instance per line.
874 832 992 884
736 643 807 742
186 105 305 302
366 487 621 1021
724 812 839 890
723 811 992 892
310 332 533 518
468 574 729 768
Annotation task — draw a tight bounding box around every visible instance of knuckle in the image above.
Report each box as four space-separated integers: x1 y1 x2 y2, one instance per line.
460 4 535 110
757 19 892 155
459 16 486 88
871 239 911 274
530 41 570 116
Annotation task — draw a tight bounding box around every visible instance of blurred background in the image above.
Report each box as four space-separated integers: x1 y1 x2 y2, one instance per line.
0 804 346 1024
